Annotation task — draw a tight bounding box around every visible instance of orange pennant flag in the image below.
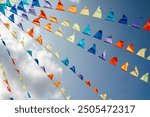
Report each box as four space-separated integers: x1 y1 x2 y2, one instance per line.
109 56 118 66
7 86 11 93
92 87 99 94
32 17 40 26
50 16 58 23
54 81 61 88
4 79 9 85
143 19 150 31
44 23 52 32
85 80 91 87
48 74 54 80
36 35 43 45
115 40 124 48
68 5 77 13
4 23 10 30
39 10 47 19
56 0 65 11
121 62 129 72
126 43 134 53
27 28 34 38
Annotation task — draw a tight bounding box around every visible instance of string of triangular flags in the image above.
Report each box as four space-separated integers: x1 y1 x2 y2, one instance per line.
2 6 149 84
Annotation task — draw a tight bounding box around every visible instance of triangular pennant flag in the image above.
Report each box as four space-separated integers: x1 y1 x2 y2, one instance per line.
118 15 128 24
4 23 10 30
22 0 29 5
36 35 43 45
92 87 99 94
77 39 85 49
131 17 142 28
2 40 6 46
109 56 118 66
32 17 40 26
54 81 61 88
56 0 65 11
7 86 11 93
54 52 60 58
140 73 149 83
6 0 12 7
147 56 150 61
45 43 51 52
10 5 17 14
17 23 24 30
99 50 106 60
104 35 113 44
27 50 32 56
105 9 115 22
62 57 69 66
0 6 5 15
41 66 46 73
83 25 91 36
7 49 11 56
19 76 24 81
44 23 52 32
9 97 14 100
23 85 27 91
32 0 40 7
27 28 34 37
20 39 25 47
85 80 91 87
100 94 107 100
137 48 147 58
55 27 63 37
39 10 47 19
10 0 18 4
22 13 29 20
8 14 15 22
80 6 89 16
78 74 84 80
72 23 80 31
4 79 9 85
50 16 58 23
126 43 134 53
93 6 102 19
68 5 77 13
17 1 26 12
70 66 76 73
88 44 96 55
66 96 71 100
48 74 54 80
93 30 102 40
34 58 39 65
61 20 70 27
27 92 31 98
29 7 36 15
121 62 129 72
44 0 52 9
115 40 124 49
12 31 17 38
60 88 65 95
130 66 139 77
67 32 75 43
143 19 150 31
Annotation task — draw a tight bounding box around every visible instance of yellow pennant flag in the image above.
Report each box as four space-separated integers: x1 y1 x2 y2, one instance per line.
12 31 17 39
100 94 107 100
46 44 52 52
10 0 18 4
147 56 150 60
55 27 63 37
140 73 149 83
60 88 66 95
137 48 147 58
121 62 129 72
61 20 70 27
54 52 60 59
44 23 52 32
72 23 80 31
93 6 102 19
36 35 43 45
80 6 90 16
66 96 71 100
130 66 139 77
67 32 75 43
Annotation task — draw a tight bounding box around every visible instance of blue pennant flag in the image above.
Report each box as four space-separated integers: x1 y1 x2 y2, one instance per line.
27 50 32 56
22 0 29 5
34 58 39 65
131 17 143 29
32 0 40 7
118 15 128 24
93 30 102 40
10 5 17 14
83 25 91 36
8 14 15 22
17 23 24 30
77 39 85 49
44 0 52 9
70 66 76 73
6 0 12 7
78 74 84 80
17 1 26 12
62 57 69 66
88 44 96 55
0 6 5 15
105 9 115 22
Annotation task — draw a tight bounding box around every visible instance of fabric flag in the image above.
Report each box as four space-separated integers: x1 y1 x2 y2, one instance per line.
4 23 10 30
7 49 11 56
6 0 12 7
126 43 134 53
61 20 70 27
88 44 96 55
2 39 6 46
34 58 39 65
78 74 84 80
36 35 43 45
67 32 75 43
131 17 142 28
115 40 124 49
130 66 139 77
50 16 58 23
72 23 80 31
29 7 36 15
45 43 51 52
137 48 147 58
62 58 69 66
44 0 52 9
7 86 11 93
85 80 91 87
8 14 15 23
60 88 65 95
93 6 102 19
100 94 107 100
17 22 24 30
4 79 9 85
56 0 65 11
121 62 129 72
80 6 89 16
70 66 76 73
54 52 60 58
68 5 77 13
10 0 18 3
92 87 98 94
99 50 106 60
17 1 26 12
22 13 29 20
27 50 32 56
22 0 29 5
105 9 115 22
55 27 63 37
143 19 150 31
27 28 34 37
0 5 5 15
20 39 25 47
83 25 91 36
140 73 149 83
44 23 52 32
12 31 17 38
104 35 113 44
48 74 53 80
32 0 40 7
32 17 40 26
93 30 102 40
54 81 61 88
118 15 128 24
10 5 17 14
27 92 31 98
109 56 118 66
147 56 150 61
39 10 47 19
41 66 46 73
77 39 85 49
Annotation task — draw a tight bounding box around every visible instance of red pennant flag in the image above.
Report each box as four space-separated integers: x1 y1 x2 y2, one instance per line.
48 74 54 80
27 28 34 38
109 56 118 66
32 17 40 26
85 80 91 87
39 10 47 19
115 40 124 48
